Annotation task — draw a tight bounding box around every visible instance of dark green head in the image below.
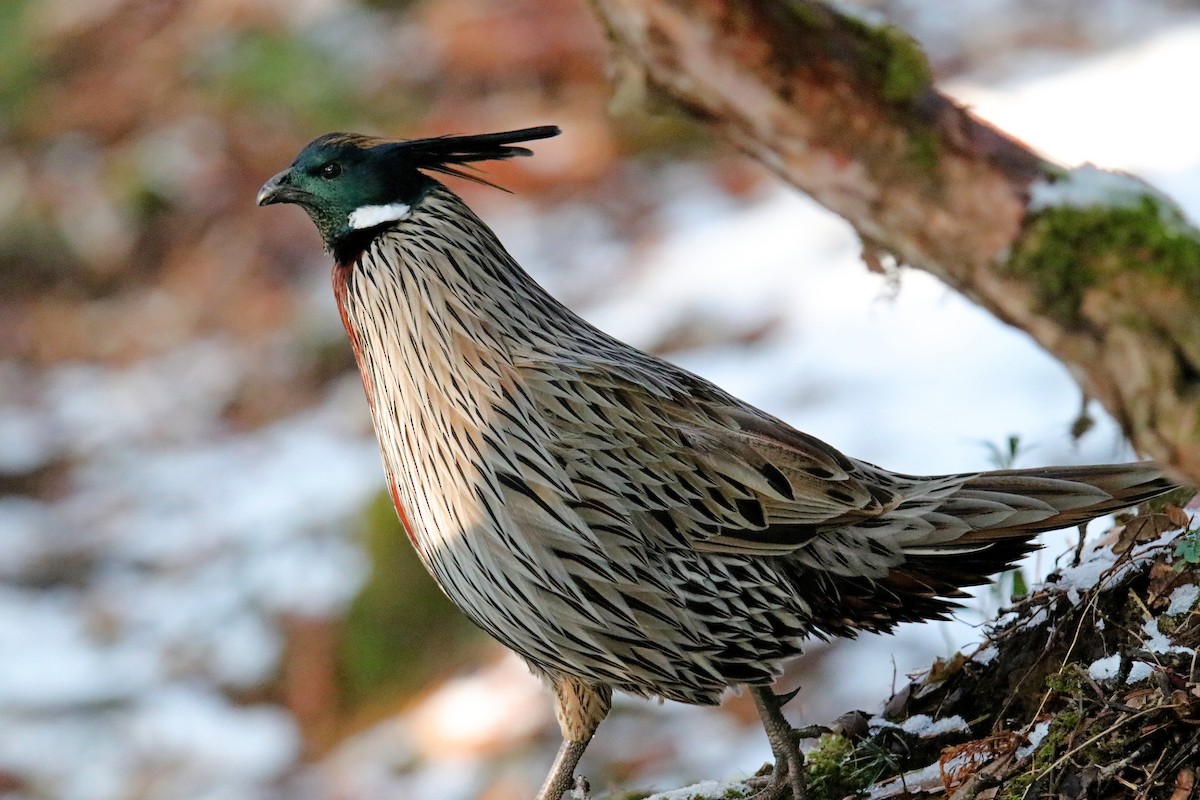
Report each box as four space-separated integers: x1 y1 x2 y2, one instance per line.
257 126 560 261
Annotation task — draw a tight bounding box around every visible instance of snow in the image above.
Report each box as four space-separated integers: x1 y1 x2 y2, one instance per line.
1018 720 1050 758
867 760 946 798
903 714 971 738
1087 614 1193 684
1127 662 1154 683
870 714 970 738
1046 532 1177 598
0 690 298 800
644 779 750 800
0 342 380 798
129 686 299 781
971 644 998 665
1167 584 1199 615
946 24 1200 181
1088 654 1122 681
1141 617 1192 656
1016 605 1050 634
0 586 161 709
1027 164 1157 212
1052 547 1118 592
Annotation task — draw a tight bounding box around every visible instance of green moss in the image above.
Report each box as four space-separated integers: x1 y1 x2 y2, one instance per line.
1044 665 1085 697
780 0 932 107
776 1 940 177
1032 705 1132 777
338 491 486 705
1009 192 1200 328
839 15 932 106
809 733 854 768
1001 771 1035 800
875 25 932 104
781 0 827 30
805 734 886 800
1032 709 1081 771
905 129 940 174
839 12 938 174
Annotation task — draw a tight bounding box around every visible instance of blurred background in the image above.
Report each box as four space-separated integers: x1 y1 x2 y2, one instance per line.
1 0 1198 798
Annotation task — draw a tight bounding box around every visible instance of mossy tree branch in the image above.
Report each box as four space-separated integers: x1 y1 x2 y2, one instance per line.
587 0 1200 484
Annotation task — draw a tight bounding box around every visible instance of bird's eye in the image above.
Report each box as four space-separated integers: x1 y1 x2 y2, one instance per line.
319 163 342 179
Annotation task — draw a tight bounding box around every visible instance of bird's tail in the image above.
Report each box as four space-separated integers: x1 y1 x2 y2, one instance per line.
923 462 1179 546
810 462 1182 636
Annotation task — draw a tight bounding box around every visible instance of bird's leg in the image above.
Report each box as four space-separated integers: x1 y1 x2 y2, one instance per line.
538 740 590 800
747 685 826 800
536 676 612 800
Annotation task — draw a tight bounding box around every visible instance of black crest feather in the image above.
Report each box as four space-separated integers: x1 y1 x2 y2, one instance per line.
383 125 560 190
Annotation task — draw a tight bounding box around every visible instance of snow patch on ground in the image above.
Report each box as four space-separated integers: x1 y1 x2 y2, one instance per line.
1127 662 1154 683
906 714 971 737
871 714 970 738
0 343 380 799
868 760 946 799
1017 720 1051 758
1167 584 1199 615
1088 654 1122 681
1052 547 1119 593
644 779 751 800
1088 614 1192 684
1046 531 1181 600
972 644 999 665
1141 617 1193 656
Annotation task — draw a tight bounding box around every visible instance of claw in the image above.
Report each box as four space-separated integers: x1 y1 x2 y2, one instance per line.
748 686 812 799
774 685 803 707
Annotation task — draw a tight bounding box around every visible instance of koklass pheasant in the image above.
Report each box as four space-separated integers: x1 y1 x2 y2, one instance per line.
258 127 1176 800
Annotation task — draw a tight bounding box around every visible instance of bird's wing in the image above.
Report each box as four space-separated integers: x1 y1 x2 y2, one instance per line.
660 404 910 555
522 355 910 557
719 406 903 519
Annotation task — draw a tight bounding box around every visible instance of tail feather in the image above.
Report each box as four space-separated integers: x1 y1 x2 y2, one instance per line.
828 462 1181 634
773 461 1181 638
945 463 1176 543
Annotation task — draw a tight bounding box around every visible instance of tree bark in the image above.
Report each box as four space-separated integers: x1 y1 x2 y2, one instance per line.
587 0 1200 485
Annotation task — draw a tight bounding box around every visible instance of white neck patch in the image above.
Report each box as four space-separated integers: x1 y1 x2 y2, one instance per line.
348 202 412 230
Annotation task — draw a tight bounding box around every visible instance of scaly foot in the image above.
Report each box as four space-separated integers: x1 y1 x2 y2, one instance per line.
747 686 828 799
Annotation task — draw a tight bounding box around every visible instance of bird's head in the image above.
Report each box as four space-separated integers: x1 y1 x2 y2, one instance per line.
257 126 560 260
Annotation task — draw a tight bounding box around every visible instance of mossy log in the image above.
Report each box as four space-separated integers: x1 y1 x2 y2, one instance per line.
587 0 1200 484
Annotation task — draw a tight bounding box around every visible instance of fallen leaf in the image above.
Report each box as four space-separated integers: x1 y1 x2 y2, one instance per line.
1168 768 1194 800
1114 512 1187 553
